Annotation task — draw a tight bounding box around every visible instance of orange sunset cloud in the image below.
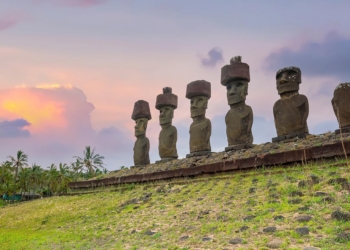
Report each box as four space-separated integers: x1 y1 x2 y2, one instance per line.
0 85 93 136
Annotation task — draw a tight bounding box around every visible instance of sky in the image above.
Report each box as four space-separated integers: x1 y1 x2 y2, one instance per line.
1 0 350 170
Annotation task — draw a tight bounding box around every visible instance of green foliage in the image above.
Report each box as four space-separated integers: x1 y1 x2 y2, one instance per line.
1 148 106 200
127 183 136 190
73 146 106 175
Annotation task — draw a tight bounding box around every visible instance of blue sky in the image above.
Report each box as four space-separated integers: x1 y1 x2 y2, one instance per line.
0 0 349 169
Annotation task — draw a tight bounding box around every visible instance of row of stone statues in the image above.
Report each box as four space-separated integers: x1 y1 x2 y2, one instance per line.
131 56 350 166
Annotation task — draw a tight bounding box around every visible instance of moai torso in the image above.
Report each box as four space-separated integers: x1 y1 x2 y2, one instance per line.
133 136 150 166
186 80 212 155
221 56 253 149
159 125 178 159
189 118 211 152
155 87 178 160
225 104 253 145
272 66 309 141
131 100 151 166
273 93 309 136
332 83 350 130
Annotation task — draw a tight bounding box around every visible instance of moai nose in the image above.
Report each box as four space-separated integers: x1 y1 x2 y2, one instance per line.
279 77 288 84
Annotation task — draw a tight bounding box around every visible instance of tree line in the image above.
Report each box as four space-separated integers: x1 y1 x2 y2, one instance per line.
0 146 107 198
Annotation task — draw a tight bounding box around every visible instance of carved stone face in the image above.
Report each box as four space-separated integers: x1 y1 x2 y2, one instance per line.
134 118 148 137
190 95 208 118
276 70 299 95
159 106 174 125
332 83 350 128
226 80 248 105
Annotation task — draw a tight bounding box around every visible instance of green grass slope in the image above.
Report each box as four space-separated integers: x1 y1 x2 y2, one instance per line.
1 160 350 250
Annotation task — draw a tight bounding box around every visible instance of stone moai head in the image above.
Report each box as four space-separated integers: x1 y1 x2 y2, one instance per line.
332 83 350 128
276 66 301 95
186 80 211 118
155 87 178 125
221 56 250 105
132 100 151 137
134 118 148 136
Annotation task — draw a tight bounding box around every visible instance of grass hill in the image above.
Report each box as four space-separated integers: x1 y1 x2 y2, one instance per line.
1 159 350 249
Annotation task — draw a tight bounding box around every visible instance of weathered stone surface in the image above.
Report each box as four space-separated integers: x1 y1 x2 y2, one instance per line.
249 187 256 193
321 196 335 203
310 174 320 183
303 247 320 250
239 226 249 232
328 177 348 184
156 88 178 160
331 210 350 221
186 80 211 99
156 87 178 109
336 232 350 242
243 215 256 221
132 100 152 120
144 230 156 235
298 206 310 211
179 235 189 241
225 104 253 147
276 66 301 94
295 215 312 222
132 100 151 166
95 129 350 180
229 237 243 244
266 239 282 249
295 227 309 236
298 180 310 188
221 56 250 85
332 83 350 129
158 125 177 159
133 119 150 166
289 191 303 197
186 151 211 158
263 226 277 233
272 66 309 142
202 237 212 241
221 57 253 149
274 215 284 221
289 198 302 204
186 81 212 154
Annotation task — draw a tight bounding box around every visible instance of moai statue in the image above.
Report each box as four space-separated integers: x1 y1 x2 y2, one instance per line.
221 56 253 151
272 67 309 142
155 87 178 162
132 100 151 166
332 83 350 134
186 80 212 157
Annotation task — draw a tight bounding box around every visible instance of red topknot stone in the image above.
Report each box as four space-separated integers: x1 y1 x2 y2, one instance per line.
132 100 152 120
186 80 211 99
155 87 178 110
221 56 250 86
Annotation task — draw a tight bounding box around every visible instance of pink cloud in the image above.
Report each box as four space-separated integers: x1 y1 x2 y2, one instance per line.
0 12 26 32
58 0 108 7
0 85 135 169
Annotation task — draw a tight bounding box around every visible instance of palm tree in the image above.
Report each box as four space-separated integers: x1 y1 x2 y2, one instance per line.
57 163 72 194
8 150 28 180
0 161 15 195
18 167 31 194
47 164 59 195
28 164 43 195
73 146 105 175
